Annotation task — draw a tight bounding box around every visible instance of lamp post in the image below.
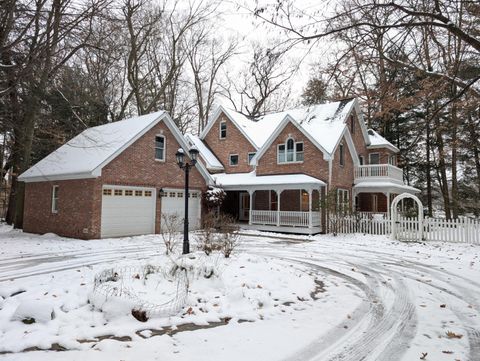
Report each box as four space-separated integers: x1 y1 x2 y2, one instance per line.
175 147 199 254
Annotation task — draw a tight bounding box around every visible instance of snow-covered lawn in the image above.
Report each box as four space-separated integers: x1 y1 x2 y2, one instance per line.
0 225 479 361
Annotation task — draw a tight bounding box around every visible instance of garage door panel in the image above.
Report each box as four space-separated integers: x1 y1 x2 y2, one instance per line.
161 190 201 231
101 186 155 238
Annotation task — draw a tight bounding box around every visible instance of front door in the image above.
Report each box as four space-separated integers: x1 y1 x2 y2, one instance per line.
239 192 250 221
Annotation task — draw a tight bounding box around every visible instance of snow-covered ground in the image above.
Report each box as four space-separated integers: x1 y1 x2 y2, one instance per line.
0 225 479 361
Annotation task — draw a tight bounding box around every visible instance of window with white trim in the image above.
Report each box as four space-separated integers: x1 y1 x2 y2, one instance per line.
229 154 239 166
248 152 256 165
369 153 380 165
350 115 355 134
155 135 165 161
389 155 396 165
339 143 345 166
337 189 349 214
220 121 227 139
359 155 364 165
51 185 59 213
278 138 304 163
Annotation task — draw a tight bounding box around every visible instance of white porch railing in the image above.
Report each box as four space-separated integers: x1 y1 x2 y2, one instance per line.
280 211 309 227
251 210 320 228
250 210 277 225
354 164 403 183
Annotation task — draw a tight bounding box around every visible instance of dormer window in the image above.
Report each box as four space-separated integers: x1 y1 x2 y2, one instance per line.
220 121 227 139
278 138 304 163
155 135 165 161
350 115 355 134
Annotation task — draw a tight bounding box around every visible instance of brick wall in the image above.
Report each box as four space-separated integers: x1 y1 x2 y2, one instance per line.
23 120 208 239
256 122 329 182
23 179 99 239
253 190 270 210
203 112 256 173
348 112 368 163
367 148 396 165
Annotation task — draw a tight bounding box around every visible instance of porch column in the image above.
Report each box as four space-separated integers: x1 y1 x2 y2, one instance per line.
352 189 357 213
276 189 283 227
386 192 391 219
308 189 313 229
248 190 254 225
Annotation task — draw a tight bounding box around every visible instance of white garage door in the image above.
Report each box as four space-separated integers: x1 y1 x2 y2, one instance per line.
161 189 201 231
101 186 156 238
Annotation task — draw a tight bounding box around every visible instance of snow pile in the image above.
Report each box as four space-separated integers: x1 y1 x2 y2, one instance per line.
12 301 55 324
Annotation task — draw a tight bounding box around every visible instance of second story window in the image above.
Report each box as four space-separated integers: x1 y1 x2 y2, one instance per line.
369 153 380 165
229 154 238 166
339 143 345 166
350 115 355 134
220 121 227 139
359 155 364 165
278 138 304 163
155 135 165 161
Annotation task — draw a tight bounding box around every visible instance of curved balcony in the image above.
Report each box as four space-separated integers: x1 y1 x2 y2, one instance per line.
354 164 403 184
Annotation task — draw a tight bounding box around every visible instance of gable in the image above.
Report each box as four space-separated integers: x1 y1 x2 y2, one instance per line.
255 121 330 182
101 121 208 188
202 110 257 174
201 107 258 149
253 115 333 166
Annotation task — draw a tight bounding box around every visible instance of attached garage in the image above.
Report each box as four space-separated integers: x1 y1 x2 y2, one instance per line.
19 111 212 239
161 188 201 230
101 185 156 238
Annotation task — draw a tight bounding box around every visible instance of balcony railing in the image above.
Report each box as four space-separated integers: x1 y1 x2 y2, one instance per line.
354 164 403 183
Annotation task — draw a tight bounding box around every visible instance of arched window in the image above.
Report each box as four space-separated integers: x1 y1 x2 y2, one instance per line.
277 137 304 163
286 138 294 162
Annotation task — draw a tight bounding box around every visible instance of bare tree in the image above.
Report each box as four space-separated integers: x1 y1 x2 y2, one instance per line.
1 0 109 227
187 28 238 132
222 43 297 118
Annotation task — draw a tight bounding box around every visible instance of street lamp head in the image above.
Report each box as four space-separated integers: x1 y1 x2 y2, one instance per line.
189 147 199 165
176 148 185 167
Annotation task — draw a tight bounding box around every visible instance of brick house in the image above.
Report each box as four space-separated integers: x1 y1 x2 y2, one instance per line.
18 112 213 239
19 97 419 239
188 98 419 234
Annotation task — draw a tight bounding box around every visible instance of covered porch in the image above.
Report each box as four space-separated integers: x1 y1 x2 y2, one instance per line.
214 173 326 235
353 181 420 218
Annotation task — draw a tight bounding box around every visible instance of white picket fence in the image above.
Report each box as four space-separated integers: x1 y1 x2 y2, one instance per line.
424 217 480 244
329 215 391 235
328 214 480 244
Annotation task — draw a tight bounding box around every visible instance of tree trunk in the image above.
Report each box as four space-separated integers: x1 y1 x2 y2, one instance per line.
450 104 459 218
425 116 433 217
434 116 451 220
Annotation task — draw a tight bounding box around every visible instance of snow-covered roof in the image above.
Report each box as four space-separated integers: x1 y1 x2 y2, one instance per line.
186 134 224 171
213 171 326 191
203 99 360 157
367 129 399 153
354 181 420 194
19 112 213 184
